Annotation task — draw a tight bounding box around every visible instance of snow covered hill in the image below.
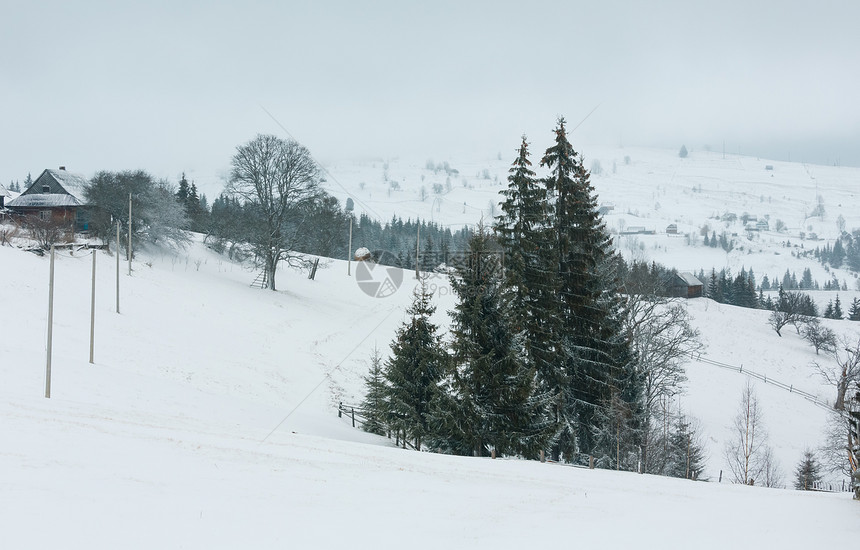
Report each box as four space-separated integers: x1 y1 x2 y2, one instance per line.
2 147 860 547
323 146 860 302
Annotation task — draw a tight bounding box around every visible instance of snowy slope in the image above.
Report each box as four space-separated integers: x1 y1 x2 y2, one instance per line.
323 146 860 296
2 146 860 547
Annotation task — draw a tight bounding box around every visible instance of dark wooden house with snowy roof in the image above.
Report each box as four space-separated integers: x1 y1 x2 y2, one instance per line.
6 167 92 231
0 183 13 209
669 272 703 299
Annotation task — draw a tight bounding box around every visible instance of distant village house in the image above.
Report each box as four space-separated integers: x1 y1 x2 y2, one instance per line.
669 272 703 299
6 167 92 231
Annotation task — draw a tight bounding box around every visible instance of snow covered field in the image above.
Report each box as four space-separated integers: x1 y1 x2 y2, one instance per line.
2 146 860 547
324 146 860 294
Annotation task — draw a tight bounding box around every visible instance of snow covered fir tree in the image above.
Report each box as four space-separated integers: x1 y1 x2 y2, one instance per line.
377 277 445 451
538 117 641 464
364 120 647 469
427 222 547 458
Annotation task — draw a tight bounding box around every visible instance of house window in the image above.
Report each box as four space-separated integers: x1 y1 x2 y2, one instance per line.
42 185 51 193
39 210 51 221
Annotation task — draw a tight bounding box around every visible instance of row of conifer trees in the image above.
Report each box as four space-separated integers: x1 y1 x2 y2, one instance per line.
360 119 703 475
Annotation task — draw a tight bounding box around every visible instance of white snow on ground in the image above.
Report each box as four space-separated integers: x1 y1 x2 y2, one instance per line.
2 147 860 548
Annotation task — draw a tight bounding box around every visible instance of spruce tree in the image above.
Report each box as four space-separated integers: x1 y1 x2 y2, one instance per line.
176 173 190 203
494 136 561 453
361 346 389 436
432 224 544 457
833 294 844 319
823 300 834 319
383 278 445 450
708 269 723 302
421 234 436 272
794 448 823 490
848 298 860 321
540 117 639 461
800 268 814 290
666 415 706 479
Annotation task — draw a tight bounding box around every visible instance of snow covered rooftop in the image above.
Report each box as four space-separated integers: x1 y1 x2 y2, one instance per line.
676 272 703 286
6 193 83 208
6 168 89 208
43 168 88 202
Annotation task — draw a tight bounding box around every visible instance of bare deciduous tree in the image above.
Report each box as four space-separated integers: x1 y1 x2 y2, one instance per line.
623 267 702 472
768 290 814 337
801 318 838 355
25 216 70 250
227 134 322 291
760 446 784 488
814 335 860 410
725 383 775 485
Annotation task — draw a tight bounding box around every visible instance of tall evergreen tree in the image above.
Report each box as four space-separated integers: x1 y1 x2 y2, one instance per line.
794 448 823 490
833 294 844 319
431 224 544 457
848 298 860 321
383 278 445 451
823 300 835 319
665 415 706 479
176 173 190 203
708 269 723 302
494 136 561 453
540 117 639 461
361 346 388 436
831 238 845 268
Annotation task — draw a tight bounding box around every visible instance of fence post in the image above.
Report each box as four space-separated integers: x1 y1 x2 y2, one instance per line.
540 450 545 463
589 455 595 469
338 402 342 418
351 407 355 427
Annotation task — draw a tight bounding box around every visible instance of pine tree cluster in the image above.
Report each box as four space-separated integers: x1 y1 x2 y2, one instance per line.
809 231 860 271
362 120 699 472
209 194 473 271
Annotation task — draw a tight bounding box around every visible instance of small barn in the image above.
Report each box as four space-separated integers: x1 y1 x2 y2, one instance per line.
669 272 703 299
6 167 92 231
666 223 678 235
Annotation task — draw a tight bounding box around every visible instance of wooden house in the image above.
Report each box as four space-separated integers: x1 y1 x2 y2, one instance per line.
669 272 703 299
0 183 11 209
6 167 92 231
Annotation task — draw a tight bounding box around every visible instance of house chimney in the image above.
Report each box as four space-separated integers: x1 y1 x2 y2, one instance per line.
59 166 66 171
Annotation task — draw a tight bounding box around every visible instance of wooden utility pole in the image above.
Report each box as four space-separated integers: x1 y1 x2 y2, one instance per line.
89 250 96 363
128 193 132 275
116 221 120 313
347 217 353 276
45 245 55 398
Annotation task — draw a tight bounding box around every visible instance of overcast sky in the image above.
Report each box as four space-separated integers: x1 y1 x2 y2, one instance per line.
2 0 859 198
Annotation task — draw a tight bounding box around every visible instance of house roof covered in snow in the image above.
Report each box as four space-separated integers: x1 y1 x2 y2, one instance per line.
7 168 89 208
675 272 703 287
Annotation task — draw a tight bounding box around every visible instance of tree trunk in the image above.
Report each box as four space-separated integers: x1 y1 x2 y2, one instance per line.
267 253 277 291
835 375 848 410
